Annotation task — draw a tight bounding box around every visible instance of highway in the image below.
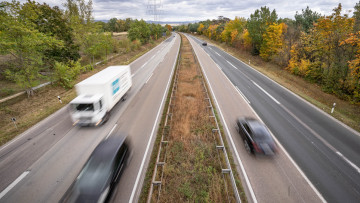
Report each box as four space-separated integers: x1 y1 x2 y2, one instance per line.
0 33 180 203
186 34 360 203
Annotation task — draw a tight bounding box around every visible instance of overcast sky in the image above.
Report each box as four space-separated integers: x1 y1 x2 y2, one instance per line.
10 0 358 22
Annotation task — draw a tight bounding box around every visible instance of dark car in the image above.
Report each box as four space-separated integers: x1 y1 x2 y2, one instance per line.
61 136 130 203
236 117 277 155
202 41 207 46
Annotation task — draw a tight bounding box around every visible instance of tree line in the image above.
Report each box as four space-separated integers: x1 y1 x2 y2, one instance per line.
175 3 360 104
0 0 171 95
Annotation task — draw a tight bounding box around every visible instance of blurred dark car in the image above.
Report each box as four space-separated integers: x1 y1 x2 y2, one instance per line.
202 41 207 46
61 136 130 203
236 117 277 155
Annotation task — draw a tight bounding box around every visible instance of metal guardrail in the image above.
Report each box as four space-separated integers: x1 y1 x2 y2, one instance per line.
147 39 182 203
147 34 241 202
190 37 241 203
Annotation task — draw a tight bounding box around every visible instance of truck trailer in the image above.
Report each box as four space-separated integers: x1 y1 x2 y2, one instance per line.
69 65 132 126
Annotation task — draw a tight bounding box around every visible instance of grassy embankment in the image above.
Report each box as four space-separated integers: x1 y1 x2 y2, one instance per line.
139 33 246 202
0 35 168 146
195 35 360 133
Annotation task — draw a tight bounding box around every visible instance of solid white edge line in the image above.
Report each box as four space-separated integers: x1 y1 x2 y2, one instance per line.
0 36 175 153
202 38 326 202
187 36 257 203
105 124 117 140
145 73 153 84
128 34 180 203
235 86 250 104
0 171 30 199
219 46 360 137
252 81 281 105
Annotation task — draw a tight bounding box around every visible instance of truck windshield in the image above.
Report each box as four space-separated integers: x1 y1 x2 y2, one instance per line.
73 103 94 111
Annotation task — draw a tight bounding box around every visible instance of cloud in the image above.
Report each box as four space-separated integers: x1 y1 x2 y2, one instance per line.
6 0 357 21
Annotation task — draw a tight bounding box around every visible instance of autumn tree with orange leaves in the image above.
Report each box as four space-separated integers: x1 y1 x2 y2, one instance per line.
260 23 287 61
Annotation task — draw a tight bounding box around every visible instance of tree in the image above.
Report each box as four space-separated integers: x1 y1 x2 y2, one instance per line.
247 6 278 55
165 24 172 32
20 1 80 66
128 19 151 44
260 23 287 61
288 4 355 100
0 1 63 96
341 31 360 103
295 6 321 33
221 17 246 44
354 1 360 32
197 23 205 34
108 17 119 32
188 23 199 33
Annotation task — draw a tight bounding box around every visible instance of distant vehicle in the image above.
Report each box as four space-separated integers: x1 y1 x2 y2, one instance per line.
60 136 130 203
236 117 277 155
202 41 207 46
69 66 132 126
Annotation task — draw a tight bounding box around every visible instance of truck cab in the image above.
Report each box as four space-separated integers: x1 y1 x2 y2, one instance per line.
70 94 106 126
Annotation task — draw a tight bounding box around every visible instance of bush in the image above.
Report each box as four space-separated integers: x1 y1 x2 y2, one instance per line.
54 60 84 89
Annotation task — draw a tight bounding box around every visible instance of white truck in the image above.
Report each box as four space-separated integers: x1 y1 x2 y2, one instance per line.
69 65 132 126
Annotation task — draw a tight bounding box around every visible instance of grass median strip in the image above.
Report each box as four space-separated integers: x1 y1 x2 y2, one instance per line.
140 33 245 202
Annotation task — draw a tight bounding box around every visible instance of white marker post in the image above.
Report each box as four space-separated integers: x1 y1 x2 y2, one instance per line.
11 117 17 129
331 102 336 114
57 96 62 103
249 59 251 64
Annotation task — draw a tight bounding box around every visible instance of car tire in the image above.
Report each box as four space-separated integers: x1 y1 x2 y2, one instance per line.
244 140 252 154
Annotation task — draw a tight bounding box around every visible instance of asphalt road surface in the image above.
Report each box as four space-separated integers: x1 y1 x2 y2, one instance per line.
187 34 360 203
0 33 180 203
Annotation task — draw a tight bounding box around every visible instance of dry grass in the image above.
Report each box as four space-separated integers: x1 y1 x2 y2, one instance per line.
0 36 169 146
195 35 360 132
155 34 235 202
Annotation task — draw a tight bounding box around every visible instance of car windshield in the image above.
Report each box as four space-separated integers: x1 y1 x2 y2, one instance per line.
72 103 94 111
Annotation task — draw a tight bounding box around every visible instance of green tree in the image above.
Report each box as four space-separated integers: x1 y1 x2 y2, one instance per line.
295 6 321 33
188 23 199 33
0 1 63 96
353 1 360 32
247 6 278 55
54 60 84 89
128 19 151 44
20 1 80 66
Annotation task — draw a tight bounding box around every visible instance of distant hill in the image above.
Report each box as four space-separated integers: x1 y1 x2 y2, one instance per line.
95 19 199 26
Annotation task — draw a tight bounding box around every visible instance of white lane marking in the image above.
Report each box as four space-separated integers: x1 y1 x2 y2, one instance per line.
187 37 258 203
132 61 149 78
105 124 117 140
215 51 221 56
281 104 360 175
129 34 180 203
252 81 281 105
235 86 250 104
227 61 237 69
0 170 30 199
219 46 360 137
197 38 325 202
336 152 360 174
145 73 153 84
